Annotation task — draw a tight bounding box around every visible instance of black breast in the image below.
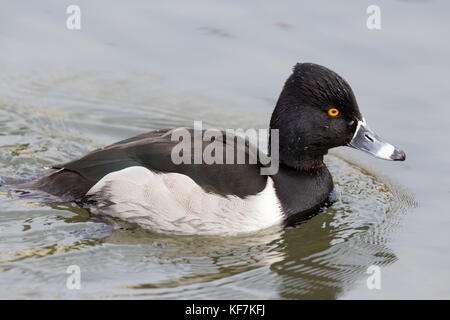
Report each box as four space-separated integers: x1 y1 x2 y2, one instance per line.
271 165 334 226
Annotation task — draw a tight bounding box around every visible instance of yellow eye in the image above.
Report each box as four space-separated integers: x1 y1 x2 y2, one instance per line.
328 108 339 117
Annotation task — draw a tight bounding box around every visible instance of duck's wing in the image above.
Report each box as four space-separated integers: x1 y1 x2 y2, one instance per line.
51 128 267 198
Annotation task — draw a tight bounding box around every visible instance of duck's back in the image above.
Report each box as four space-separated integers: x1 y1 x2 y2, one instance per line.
23 128 268 202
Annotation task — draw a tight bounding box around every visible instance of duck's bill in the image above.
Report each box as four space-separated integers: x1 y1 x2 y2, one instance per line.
349 119 406 161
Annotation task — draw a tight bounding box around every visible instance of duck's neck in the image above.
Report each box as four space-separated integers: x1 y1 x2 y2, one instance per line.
279 152 326 172
268 131 327 172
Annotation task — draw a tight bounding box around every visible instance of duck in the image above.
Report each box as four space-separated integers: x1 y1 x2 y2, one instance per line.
18 63 405 235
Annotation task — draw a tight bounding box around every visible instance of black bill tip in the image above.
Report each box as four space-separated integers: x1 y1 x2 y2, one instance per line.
391 149 406 161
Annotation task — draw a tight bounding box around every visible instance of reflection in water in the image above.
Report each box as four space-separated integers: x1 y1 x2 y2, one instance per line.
105 227 285 292
272 211 397 299
0 68 413 299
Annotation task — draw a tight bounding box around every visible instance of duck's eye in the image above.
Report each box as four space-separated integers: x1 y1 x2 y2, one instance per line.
328 108 339 117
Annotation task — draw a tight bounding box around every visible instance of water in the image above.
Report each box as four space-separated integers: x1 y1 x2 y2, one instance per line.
0 0 448 299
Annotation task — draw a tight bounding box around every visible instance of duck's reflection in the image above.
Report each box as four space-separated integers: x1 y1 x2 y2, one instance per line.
270 210 397 299
52 203 396 299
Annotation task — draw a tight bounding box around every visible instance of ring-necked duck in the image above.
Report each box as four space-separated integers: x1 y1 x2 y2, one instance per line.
18 63 405 235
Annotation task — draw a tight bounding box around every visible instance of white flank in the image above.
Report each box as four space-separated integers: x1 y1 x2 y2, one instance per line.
86 166 283 235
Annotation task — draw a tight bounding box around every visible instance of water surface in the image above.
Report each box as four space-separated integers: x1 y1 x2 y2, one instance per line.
0 0 449 299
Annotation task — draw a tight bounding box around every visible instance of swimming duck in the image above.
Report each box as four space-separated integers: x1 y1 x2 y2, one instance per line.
21 63 405 235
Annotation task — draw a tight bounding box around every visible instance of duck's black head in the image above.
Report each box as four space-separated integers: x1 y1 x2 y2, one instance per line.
270 63 405 170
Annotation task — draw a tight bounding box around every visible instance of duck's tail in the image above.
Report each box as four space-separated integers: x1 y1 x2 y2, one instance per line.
0 169 93 203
